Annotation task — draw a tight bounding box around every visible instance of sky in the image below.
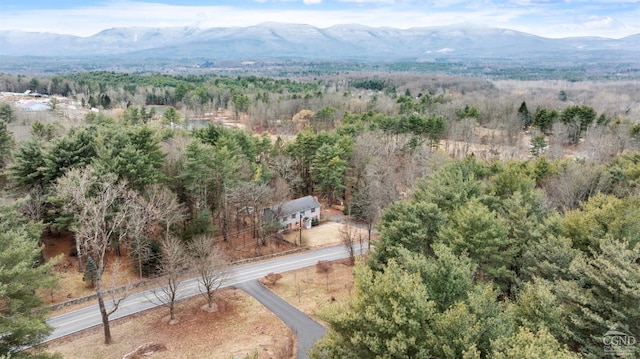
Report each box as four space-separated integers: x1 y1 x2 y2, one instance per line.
0 0 639 39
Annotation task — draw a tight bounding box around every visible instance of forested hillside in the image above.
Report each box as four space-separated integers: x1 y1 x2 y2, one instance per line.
1 71 639 358
314 154 640 358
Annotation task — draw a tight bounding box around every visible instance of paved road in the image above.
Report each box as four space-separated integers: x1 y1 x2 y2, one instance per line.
46 243 364 344
237 280 326 359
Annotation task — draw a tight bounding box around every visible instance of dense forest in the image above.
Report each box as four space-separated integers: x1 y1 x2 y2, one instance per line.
1 71 639 358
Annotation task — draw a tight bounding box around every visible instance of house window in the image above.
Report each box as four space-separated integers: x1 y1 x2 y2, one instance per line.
311 207 316 213
291 214 296 219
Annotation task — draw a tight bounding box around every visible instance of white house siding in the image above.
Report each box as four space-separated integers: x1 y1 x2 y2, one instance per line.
279 206 319 229
265 195 321 230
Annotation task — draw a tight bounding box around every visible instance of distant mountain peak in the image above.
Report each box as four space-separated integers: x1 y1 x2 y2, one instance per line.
0 23 638 63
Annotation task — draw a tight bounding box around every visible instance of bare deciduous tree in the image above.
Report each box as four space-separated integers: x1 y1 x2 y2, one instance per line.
126 196 154 280
20 185 47 224
188 235 228 311
269 154 303 196
153 235 189 324
446 117 478 158
339 219 357 265
349 132 400 244
541 162 610 212
55 167 141 344
227 182 274 246
145 184 185 237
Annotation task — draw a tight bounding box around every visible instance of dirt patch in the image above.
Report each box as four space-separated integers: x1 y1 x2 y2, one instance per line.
215 232 297 262
45 288 294 359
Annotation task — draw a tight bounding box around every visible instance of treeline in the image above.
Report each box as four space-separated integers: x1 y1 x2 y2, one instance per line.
2 71 319 109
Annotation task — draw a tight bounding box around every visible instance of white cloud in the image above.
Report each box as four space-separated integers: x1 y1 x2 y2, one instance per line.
584 15 613 28
339 0 395 4
303 0 323 4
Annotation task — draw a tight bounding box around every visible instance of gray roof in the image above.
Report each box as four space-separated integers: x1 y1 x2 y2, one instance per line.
272 196 321 217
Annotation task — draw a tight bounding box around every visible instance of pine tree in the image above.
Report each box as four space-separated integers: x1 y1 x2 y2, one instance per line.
371 200 445 269
492 327 579 359
0 117 14 174
311 143 347 207
0 200 59 356
313 260 436 358
518 101 532 128
83 256 98 287
439 198 515 291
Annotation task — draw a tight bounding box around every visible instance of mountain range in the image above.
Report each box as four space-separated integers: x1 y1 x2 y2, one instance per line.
2 23 640 64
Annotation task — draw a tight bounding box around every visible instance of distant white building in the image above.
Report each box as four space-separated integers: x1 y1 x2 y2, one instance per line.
264 195 321 230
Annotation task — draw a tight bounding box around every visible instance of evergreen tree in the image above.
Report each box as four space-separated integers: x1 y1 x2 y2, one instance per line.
412 157 485 213
42 127 96 184
511 279 566 340
517 101 532 128
180 140 216 213
424 114 446 148
311 143 347 207
439 198 514 291
93 125 165 191
491 327 579 359
211 142 245 242
0 200 59 356
532 108 558 134
554 237 640 358
83 256 98 287
455 104 480 120
0 120 14 171
370 201 445 269
560 105 597 145
0 102 16 123
399 243 476 312
162 106 180 124
429 284 513 358
287 129 337 194
313 260 436 358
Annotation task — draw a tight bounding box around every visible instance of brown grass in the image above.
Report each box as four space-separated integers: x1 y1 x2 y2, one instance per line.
39 221 356 358
283 221 370 248
264 258 356 322
45 288 294 359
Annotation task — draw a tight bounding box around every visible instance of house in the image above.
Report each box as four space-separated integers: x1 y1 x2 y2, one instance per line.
264 195 321 230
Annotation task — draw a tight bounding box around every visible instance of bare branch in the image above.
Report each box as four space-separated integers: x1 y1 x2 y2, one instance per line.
152 235 190 322
188 234 229 309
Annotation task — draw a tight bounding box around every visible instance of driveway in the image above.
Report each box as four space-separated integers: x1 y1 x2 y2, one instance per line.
237 280 326 359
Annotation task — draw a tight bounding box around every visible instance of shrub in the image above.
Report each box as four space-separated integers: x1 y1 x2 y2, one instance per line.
316 260 333 273
264 272 282 286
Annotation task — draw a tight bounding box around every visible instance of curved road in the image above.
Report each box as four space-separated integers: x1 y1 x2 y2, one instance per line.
46 243 366 356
